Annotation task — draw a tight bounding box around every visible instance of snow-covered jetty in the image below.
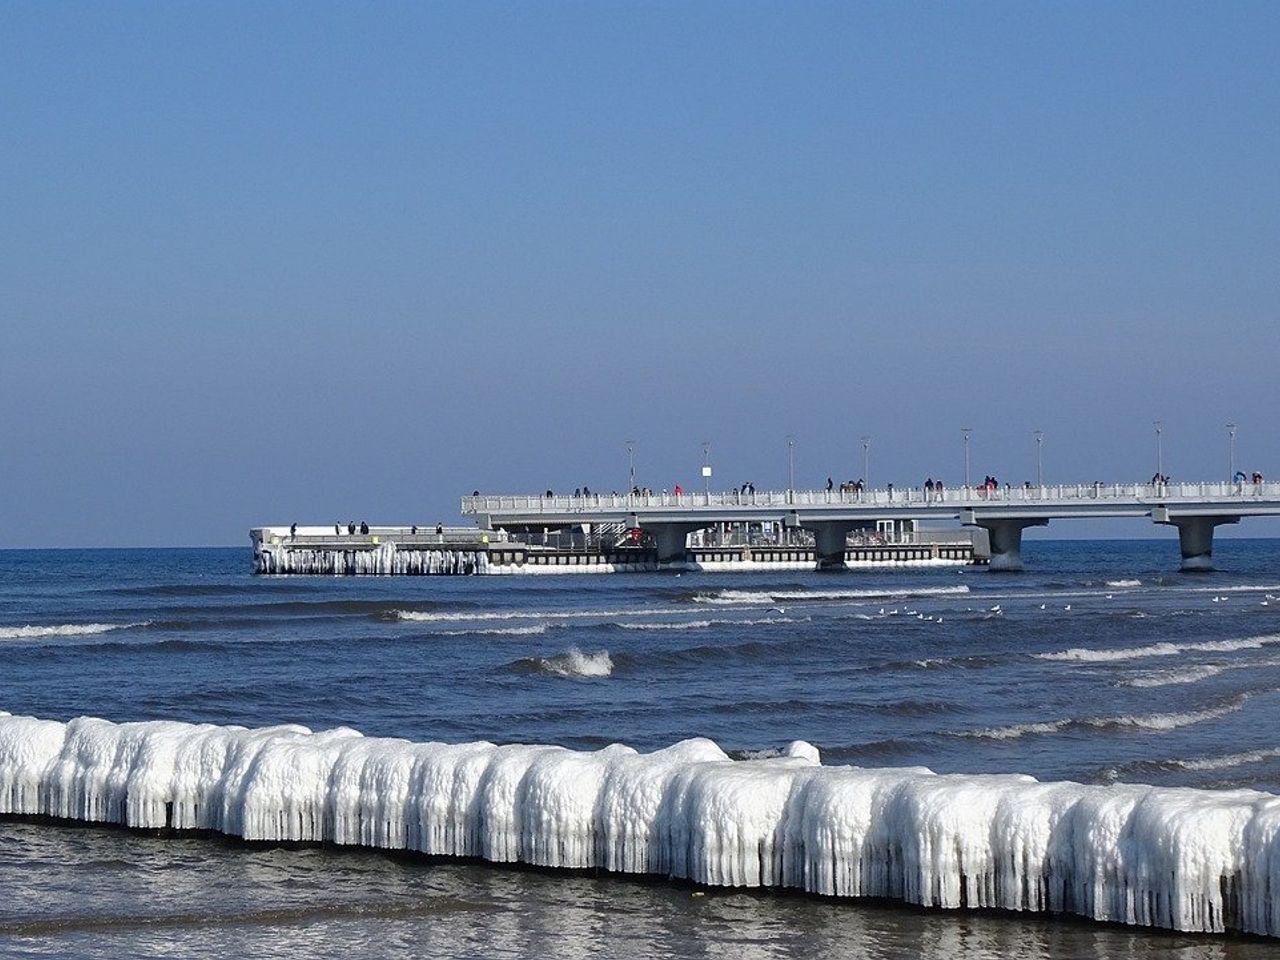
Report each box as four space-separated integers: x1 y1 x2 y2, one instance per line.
2 711 1278 938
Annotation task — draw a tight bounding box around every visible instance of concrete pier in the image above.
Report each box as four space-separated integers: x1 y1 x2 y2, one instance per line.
464 480 1280 573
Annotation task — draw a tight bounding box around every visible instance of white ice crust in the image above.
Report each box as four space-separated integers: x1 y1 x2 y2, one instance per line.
0 711 1277 937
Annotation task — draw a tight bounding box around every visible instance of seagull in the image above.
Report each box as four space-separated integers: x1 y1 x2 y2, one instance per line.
1106 594 1113 600
1064 604 1072 611
1039 603 1046 610
989 604 1001 613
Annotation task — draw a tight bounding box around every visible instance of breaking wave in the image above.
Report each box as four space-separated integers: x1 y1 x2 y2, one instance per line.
1106 579 1143 588
438 624 550 637
692 585 970 606
1037 634 1280 662
392 607 675 623
0 622 151 641
512 648 613 678
1122 665 1226 688
960 693 1253 741
614 616 808 631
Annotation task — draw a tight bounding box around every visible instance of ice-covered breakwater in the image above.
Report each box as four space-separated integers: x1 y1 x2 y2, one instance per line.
255 542 487 575
2 712 1278 937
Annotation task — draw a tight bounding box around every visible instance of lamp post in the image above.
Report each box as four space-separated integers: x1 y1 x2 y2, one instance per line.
1153 420 1164 479
861 436 871 487
786 435 796 493
1034 430 1043 487
962 428 972 488
1227 423 1238 481
626 440 635 494
701 441 712 498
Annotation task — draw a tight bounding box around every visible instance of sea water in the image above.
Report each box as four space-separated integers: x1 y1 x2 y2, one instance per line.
3 541 1280 957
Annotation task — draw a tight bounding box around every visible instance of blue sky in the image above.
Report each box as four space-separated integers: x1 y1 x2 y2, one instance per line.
2 2 1278 546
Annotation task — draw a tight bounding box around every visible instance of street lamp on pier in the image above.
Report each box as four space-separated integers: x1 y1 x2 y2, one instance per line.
860 436 871 487
962 428 972 488
1227 423 1238 482
786 435 796 493
626 440 635 494
701 441 712 497
1153 421 1164 479
1034 430 1044 487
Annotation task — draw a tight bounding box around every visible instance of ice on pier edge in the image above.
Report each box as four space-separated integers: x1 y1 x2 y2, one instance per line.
2 713 1279 937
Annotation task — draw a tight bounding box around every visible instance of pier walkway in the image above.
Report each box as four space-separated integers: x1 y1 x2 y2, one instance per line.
462 481 1280 571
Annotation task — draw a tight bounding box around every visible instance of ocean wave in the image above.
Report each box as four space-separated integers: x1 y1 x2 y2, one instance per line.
960 693 1253 741
0 622 151 641
1106 579 1143 588
438 624 550 637
1122 665 1226 688
512 648 614 678
1037 634 1280 662
392 607 675 623
691 585 970 606
615 615 808 631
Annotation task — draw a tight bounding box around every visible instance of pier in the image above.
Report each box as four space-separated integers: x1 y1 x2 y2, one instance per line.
462 480 1280 571
251 524 976 575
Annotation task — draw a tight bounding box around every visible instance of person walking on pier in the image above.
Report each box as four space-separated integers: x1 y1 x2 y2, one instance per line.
359 521 369 535
290 523 297 539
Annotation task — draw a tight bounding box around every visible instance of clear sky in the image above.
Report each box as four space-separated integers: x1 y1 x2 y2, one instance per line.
2 2 1278 547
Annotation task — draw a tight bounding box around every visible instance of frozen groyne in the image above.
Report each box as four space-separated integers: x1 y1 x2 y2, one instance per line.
255 542 487 575
1 712 1278 937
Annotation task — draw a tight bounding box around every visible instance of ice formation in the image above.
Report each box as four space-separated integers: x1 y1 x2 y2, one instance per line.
254 542 487 575
1 711 1278 937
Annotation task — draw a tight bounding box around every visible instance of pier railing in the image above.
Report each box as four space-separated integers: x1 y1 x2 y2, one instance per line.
462 480 1280 515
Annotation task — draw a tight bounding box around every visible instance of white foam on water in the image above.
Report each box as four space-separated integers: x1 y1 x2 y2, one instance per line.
533 648 613 678
1122 656 1280 689
393 607 677 623
1188 584 1280 594
693 585 970 606
1106 579 1143 588
0 622 150 641
1037 634 1280 662
438 624 550 637
1174 748 1280 772
2 712 1280 936
615 616 808 631
963 693 1253 741
1123 665 1227 688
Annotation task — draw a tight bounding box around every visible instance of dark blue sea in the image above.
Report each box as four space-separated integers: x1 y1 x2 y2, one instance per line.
3 540 1280 958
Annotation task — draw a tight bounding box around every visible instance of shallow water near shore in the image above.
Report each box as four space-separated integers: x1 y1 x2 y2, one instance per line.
4 539 1280 957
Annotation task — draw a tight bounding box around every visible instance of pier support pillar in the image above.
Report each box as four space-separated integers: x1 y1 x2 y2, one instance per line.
646 523 706 565
965 517 1048 572
803 521 863 570
1156 514 1239 571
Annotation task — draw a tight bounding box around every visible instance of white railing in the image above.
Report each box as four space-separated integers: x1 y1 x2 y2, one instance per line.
461 481 1280 515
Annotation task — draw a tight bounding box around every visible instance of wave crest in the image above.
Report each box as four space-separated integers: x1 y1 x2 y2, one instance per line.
0 622 150 641
514 648 614 678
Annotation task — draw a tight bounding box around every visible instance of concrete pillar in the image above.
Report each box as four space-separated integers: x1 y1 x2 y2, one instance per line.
646 523 704 564
805 521 857 570
968 518 1048 572
1158 515 1239 571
